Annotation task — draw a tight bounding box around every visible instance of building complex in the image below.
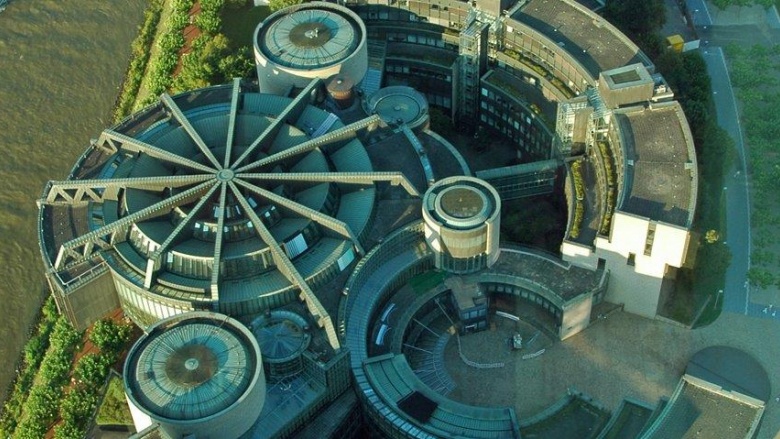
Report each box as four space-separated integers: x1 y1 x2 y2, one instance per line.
36 0 768 438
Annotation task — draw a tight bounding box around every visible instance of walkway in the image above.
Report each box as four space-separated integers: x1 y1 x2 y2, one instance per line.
696 8 780 319
700 47 752 316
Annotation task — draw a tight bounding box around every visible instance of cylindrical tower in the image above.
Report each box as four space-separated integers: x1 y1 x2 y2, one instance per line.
364 86 430 130
250 310 311 382
124 312 265 439
326 75 355 109
422 177 501 273
254 2 368 95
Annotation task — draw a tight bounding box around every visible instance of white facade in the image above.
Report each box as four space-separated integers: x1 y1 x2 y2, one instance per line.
562 211 691 317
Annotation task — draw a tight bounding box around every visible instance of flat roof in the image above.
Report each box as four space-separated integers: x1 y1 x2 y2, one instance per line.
257 4 363 69
365 86 428 127
644 378 764 439
615 102 697 227
364 354 519 438
474 245 604 302
601 63 654 90
686 346 770 402
512 0 649 77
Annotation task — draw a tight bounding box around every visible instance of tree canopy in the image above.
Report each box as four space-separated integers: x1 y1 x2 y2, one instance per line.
269 0 302 12
603 0 666 41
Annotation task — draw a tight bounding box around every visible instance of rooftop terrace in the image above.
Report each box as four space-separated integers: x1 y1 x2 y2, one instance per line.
615 103 696 228
512 0 650 77
644 377 764 439
472 245 604 302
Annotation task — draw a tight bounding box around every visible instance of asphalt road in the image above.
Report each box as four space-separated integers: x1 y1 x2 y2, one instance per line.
700 46 753 316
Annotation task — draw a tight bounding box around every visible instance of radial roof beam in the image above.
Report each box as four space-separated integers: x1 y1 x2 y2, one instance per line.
103 129 216 174
161 94 223 169
234 179 364 255
145 183 221 289
224 78 242 168
238 171 421 197
55 180 213 270
230 79 320 170
209 182 228 300
228 181 340 350
235 115 382 173
41 175 213 206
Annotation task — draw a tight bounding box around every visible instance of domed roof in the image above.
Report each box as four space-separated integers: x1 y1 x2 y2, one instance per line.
253 311 311 361
125 312 261 421
39 80 419 338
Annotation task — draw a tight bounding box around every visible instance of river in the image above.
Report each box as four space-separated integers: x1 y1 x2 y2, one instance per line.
0 0 147 402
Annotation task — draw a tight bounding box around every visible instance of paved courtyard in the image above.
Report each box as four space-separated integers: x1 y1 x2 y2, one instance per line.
439 309 780 438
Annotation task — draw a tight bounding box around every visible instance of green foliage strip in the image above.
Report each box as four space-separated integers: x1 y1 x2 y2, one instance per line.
113 0 165 122
570 160 585 239
140 0 196 108
596 142 617 236
12 317 81 439
0 298 58 437
53 320 132 439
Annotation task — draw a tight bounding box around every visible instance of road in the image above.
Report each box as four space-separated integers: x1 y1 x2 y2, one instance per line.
700 47 753 316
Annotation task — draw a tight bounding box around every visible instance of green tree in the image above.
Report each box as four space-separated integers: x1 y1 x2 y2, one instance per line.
603 0 666 41
196 11 222 35
174 34 236 92
89 319 131 353
269 0 302 12
225 0 249 8
747 267 775 288
53 420 85 439
74 354 113 390
219 46 255 80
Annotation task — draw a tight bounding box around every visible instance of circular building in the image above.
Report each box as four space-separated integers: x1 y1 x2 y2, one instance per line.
250 310 311 381
37 81 396 330
254 2 368 96
422 177 501 273
364 86 429 130
124 312 265 439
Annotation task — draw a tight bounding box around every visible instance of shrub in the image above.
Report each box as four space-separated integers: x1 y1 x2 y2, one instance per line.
74 354 113 391
89 319 132 354
269 0 302 12
13 317 80 438
570 160 586 239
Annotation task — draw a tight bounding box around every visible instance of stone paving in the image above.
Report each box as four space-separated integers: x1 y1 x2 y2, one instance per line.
436 309 780 438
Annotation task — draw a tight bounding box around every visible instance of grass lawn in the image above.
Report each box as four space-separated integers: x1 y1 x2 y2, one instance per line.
96 376 134 426
222 5 271 48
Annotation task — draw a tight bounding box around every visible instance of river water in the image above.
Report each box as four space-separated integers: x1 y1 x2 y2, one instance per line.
0 0 146 402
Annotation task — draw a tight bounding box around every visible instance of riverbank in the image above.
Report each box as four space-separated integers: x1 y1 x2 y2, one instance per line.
0 0 262 432
0 0 148 406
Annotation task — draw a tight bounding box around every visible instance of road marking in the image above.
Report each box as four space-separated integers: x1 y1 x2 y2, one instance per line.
710 46 753 315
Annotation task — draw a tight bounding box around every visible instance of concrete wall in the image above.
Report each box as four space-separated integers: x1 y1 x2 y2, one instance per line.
560 293 593 340
51 268 120 331
563 211 690 318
